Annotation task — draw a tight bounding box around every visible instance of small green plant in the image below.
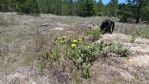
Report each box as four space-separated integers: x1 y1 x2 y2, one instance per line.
37 62 46 72
0 16 9 26
50 42 62 61
33 30 49 72
50 36 68 61
33 30 47 50
134 27 149 39
110 43 130 57
16 0 40 15
66 38 107 78
82 63 91 78
67 42 93 78
130 34 137 43
85 28 102 41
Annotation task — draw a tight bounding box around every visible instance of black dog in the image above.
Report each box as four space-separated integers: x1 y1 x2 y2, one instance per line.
100 19 115 34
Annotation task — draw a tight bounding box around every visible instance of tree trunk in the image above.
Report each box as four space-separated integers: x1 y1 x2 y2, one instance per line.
47 0 51 13
56 0 62 15
136 17 140 23
136 0 142 23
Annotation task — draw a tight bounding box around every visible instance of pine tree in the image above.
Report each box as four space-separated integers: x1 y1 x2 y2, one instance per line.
127 0 149 23
50 0 56 14
118 3 130 22
142 2 149 21
15 0 40 15
78 0 95 17
61 0 74 15
96 0 104 16
68 0 74 15
108 0 118 17
0 0 14 11
47 0 51 13
56 0 62 15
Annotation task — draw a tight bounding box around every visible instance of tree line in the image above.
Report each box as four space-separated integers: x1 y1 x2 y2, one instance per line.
0 0 149 23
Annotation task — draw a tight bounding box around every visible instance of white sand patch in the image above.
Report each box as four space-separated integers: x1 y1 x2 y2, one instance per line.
51 27 65 30
124 55 149 67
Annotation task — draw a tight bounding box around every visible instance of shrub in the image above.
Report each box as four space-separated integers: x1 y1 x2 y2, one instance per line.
130 34 137 43
66 39 107 78
48 35 108 78
110 43 130 57
16 0 40 15
82 63 91 78
134 27 149 39
85 28 102 41
49 36 68 62
41 34 129 78
78 0 96 17
0 16 8 26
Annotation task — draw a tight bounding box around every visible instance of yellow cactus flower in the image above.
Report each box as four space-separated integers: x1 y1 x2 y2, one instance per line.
72 40 78 43
62 36 67 39
71 44 77 48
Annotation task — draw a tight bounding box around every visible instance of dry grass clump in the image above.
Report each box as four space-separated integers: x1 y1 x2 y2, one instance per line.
0 16 8 26
0 13 19 26
134 27 149 39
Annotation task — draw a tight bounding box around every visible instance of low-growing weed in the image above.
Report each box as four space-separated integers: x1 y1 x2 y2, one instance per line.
134 27 149 39
130 34 137 43
65 38 107 78
85 28 102 41
110 43 130 57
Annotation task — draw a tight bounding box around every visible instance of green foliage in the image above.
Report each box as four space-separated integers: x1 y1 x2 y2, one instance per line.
68 43 94 78
142 3 149 21
61 0 75 15
50 35 108 78
68 43 96 64
82 63 91 78
108 0 118 16
85 28 102 41
49 36 68 61
110 43 130 57
50 41 62 61
37 61 46 72
118 3 130 22
66 39 107 78
96 0 104 16
35 0 50 13
78 0 96 17
118 0 149 23
134 27 149 39
0 0 9 11
15 0 40 15
126 0 149 23
130 34 137 43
